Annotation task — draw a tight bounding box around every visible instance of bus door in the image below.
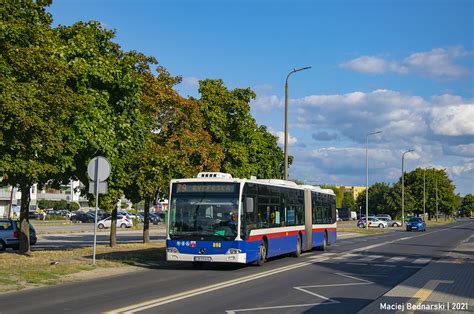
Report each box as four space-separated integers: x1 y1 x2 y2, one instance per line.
304 189 312 251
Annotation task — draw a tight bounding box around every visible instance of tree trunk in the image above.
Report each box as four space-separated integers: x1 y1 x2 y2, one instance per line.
18 185 31 254
143 196 150 243
109 204 117 247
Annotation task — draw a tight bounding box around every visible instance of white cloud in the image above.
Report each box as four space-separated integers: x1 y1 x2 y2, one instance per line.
450 161 474 176
251 95 283 112
293 89 428 142
404 47 471 78
274 131 297 146
340 56 407 74
430 104 474 136
446 144 474 158
340 47 472 79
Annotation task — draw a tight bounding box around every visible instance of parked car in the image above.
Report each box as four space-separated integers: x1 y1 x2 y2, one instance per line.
0 219 37 251
148 213 162 225
28 211 40 220
470 214 474 220
70 212 95 223
357 216 388 228
406 217 426 232
376 214 392 221
376 217 402 227
97 215 133 229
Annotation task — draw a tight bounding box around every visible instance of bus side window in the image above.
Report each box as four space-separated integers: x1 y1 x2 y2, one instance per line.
257 205 269 228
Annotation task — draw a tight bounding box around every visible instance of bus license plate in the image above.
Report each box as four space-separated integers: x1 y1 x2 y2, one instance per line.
194 256 212 262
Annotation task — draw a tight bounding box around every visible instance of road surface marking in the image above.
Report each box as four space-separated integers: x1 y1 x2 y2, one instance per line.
374 264 396 267
403 280 453 314
106 222 470 313
412 258 431 264
347 262 368 266
387 256 406 263
227 273 372 313
358 255 383 262
333 253 359 260
106 258 329 314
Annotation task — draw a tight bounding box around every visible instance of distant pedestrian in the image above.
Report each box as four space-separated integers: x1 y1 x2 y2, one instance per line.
42 210 47 221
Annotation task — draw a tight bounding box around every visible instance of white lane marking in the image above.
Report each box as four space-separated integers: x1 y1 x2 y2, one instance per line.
107 258 329 314
306 253 337 259
226 301 336 313
358 255 383 262
374 264 396 268
347 262 368 266
333 253 359 260
227 273 372 313
107 221 472 314
387 256 407 263
412 258 431 264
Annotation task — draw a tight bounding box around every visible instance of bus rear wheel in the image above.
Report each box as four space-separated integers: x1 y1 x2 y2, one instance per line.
317 233 327 251
293 235 302 257
256 242 267 266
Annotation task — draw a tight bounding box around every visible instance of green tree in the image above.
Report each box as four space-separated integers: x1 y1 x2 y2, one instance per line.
0 0 78 253
196 79 286 179
342 192 356 211
356 182 391 215
403 168 457 219
53 21 161 246
460 194 474 217
124 72 223 241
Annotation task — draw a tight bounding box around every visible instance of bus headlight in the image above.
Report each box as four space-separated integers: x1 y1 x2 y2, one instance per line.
167 247 179 253
226 248 242 254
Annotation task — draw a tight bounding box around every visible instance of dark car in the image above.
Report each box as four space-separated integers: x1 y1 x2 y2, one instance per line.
406 217 426 232
70 212 95 223
0 219 37 251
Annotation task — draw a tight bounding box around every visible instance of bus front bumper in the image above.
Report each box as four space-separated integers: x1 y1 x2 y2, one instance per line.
166 252 247 263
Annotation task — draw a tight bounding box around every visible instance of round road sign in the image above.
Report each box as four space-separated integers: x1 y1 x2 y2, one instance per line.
87 156 111 181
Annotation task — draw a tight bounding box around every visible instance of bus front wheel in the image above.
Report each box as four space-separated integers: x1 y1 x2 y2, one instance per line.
256 242 267 266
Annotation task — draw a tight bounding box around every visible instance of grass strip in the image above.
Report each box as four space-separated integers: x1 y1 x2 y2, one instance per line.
0 242 166 293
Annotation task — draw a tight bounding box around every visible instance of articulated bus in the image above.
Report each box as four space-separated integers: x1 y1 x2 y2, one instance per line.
166 172 337 265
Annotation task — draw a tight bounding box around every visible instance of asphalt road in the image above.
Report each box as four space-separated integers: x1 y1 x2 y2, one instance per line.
0 220 472 314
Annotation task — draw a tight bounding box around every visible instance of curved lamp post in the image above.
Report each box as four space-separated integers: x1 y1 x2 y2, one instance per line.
284 66 311 180
401 149 415 226
365 131 382 229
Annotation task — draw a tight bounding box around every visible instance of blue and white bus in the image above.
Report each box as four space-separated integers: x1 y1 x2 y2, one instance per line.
166 172 337 265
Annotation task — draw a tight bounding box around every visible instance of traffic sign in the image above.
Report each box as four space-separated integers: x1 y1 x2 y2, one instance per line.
87 156 111 182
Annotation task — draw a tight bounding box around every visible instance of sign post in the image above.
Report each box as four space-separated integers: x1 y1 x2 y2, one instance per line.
87 156 111 265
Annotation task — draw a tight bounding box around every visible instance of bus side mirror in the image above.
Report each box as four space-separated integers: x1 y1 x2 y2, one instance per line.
245 197 254 213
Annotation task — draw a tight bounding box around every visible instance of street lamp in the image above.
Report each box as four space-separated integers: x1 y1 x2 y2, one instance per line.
423 168 427 220
401 149 415 226
423 167 433 220
365 131 382 229
284 66 311 180
435 177 438 222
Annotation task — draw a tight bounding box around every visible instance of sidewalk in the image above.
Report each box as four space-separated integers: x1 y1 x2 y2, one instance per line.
358 233 474 313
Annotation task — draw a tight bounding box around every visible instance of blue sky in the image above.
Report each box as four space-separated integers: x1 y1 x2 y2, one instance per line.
49 0 473 195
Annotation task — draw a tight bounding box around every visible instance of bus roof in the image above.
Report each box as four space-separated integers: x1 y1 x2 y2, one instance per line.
170 173 335 196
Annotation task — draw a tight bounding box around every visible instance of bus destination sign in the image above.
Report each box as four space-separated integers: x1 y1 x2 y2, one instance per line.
176 183 236 193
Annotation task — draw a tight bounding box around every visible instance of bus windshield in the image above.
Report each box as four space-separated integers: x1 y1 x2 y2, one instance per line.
169 182 240 241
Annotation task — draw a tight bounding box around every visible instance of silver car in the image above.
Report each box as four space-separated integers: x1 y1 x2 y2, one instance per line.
0 219 37 251
377 217 402 227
